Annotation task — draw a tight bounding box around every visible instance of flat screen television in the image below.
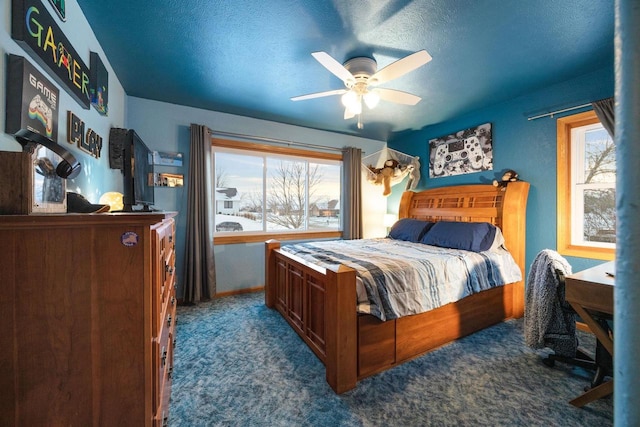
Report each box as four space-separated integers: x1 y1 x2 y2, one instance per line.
109 128 154 212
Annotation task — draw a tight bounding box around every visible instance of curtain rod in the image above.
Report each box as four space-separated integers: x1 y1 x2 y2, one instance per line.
527 103 592 121
210 130 344 152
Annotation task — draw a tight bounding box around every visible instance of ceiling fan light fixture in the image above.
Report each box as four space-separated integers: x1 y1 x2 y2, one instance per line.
341 90 357 107
348 100 362 115
341 90 361 114
363 91 380 109
293 50 431 126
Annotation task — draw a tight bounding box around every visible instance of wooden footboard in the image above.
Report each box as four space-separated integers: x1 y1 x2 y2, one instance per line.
264 182 529 394
265 240 358 393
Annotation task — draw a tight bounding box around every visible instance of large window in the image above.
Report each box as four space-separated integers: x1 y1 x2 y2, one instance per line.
557 110 615 260
212 138 343 243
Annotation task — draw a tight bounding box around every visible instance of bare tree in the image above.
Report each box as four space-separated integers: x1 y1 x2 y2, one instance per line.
266 161 322 229
582 135 616 241
584 189 616 242
240 190 263 213
584 138 616 184
215 167 229 188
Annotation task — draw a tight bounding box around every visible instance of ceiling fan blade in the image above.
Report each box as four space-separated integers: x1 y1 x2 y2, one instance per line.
312 52 355 85
291 89 347 101
374 88 422 105
369 50 432 86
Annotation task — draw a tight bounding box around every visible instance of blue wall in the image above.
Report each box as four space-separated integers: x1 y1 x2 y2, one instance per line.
388 66 614 276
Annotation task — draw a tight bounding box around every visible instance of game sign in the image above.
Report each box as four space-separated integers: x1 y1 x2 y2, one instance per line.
5 54 59 141
12 0 90 108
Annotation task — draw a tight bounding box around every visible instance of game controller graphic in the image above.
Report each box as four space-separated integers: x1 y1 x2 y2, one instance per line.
464 136 484 169
432 144 449 175
28 95 54 138
432 136 485 176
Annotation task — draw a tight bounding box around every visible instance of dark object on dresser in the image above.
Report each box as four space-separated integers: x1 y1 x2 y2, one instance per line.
66 191 110 213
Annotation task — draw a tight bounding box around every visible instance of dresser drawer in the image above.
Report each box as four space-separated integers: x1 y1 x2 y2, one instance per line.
161 249 176 311
153 340 173 427
154 291 177 414
154 329 174 427
153 219 175 338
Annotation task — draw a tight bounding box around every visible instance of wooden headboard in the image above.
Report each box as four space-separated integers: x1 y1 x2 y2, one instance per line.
398 182 530 315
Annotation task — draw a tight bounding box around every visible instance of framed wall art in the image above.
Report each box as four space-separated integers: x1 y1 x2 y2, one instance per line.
90 52 109 115
5 54 59 140
428 122 493 178
48 0 66 21
12 0 91 108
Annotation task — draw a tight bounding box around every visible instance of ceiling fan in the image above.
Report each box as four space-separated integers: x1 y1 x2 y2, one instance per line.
291 50 432 128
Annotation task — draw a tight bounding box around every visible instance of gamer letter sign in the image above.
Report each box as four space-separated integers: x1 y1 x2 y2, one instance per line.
11 0 91 109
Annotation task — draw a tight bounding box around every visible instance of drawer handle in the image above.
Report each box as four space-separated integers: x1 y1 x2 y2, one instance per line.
172 336 177 348
168 234 173 243
163 413 169 427
167 315 172 327
171 296 176 306
168 366 173 380
161 346 167 366
165 265 174 274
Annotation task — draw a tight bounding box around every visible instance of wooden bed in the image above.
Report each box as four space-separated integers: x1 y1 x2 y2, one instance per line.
264 182 530 393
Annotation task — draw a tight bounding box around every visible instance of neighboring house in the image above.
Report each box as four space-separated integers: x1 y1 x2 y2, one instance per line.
215 187 241 214
310 199 340 217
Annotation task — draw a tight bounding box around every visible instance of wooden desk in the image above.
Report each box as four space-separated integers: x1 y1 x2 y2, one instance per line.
564 261 614 407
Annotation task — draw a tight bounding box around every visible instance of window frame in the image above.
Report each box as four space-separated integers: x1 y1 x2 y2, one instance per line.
212 138 343 245
557 110 615 261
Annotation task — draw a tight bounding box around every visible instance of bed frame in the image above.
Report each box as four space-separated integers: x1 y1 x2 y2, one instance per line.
265 182 530 393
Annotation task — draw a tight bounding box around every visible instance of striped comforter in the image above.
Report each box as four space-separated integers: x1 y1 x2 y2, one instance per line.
281 238 522 321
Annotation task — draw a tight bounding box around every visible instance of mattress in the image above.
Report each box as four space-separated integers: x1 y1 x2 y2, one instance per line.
281 238 522 321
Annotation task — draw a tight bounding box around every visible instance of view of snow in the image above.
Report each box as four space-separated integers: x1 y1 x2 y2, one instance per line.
215 214 340 232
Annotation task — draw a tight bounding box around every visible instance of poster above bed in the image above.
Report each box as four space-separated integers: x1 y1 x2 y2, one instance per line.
428 122 493 178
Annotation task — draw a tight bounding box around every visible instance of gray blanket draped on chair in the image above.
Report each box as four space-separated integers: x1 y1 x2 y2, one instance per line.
524 249 576 357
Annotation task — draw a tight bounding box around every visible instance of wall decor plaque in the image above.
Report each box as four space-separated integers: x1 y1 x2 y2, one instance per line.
82 128 103 159
428 122 493 178
89 52 108 115
47 0 65 21
12 0 90 108
66 111 84 145
5 54 59 140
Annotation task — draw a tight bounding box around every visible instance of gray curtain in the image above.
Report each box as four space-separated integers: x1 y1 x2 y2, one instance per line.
341 146 363 239
183 124 216 303
592 97 615 137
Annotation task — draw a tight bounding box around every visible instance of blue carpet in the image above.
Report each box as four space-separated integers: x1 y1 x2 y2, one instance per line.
169 292 612 426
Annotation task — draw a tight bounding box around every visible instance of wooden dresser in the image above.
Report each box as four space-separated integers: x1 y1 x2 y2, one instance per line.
0 212 177 426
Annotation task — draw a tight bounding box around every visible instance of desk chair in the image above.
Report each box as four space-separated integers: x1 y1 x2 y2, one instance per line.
525 250 612 391
541 270 598 372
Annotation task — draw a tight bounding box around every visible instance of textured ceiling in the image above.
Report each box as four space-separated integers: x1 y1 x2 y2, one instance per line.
77 0 614 141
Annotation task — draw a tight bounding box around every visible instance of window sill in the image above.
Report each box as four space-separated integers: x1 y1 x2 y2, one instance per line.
214 230 342 245
558 244 615 261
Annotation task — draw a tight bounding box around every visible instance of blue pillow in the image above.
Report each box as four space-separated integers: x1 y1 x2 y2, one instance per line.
420 221 499 252
388 218 434 242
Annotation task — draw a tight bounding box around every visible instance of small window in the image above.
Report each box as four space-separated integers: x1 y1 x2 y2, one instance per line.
557 110 615 260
